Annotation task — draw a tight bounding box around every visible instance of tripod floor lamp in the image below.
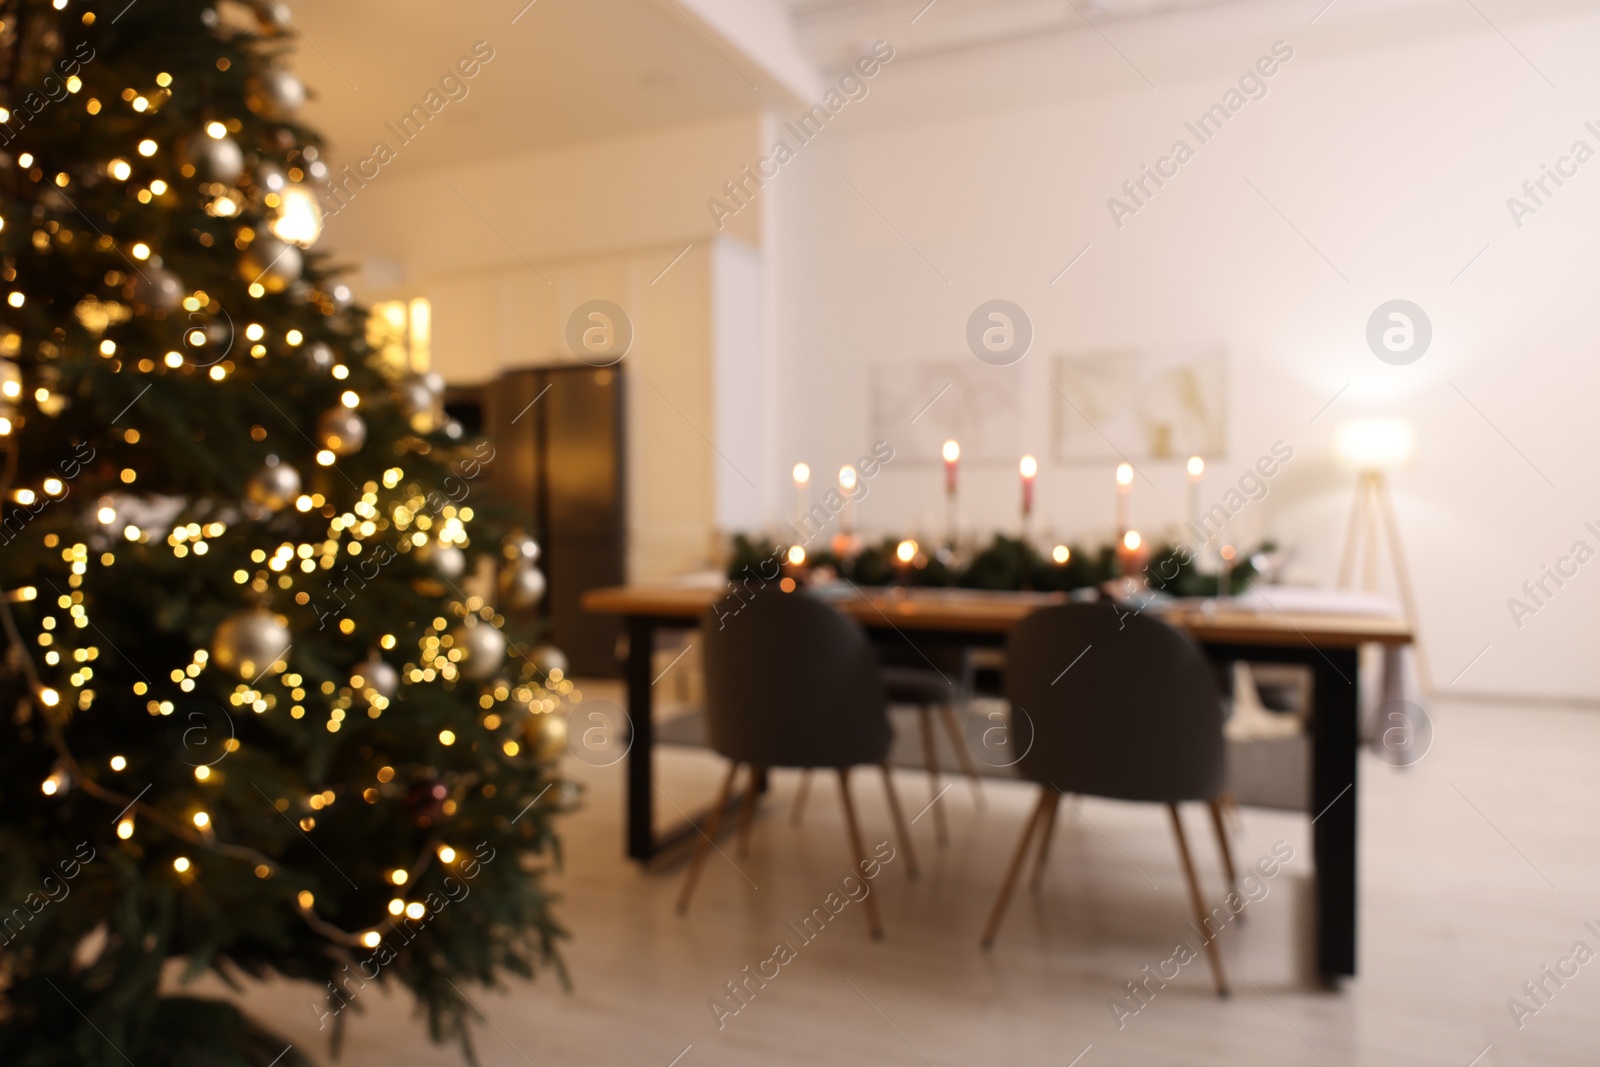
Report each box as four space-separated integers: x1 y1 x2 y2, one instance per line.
1334 417 1430 691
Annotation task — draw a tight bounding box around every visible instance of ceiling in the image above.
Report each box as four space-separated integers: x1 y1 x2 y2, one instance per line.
290 0 769 172
289 0 1600 176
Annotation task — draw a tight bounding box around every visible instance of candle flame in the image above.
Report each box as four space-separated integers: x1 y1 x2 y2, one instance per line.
942 440 960 463
1019 455 1038 478
896 539 918 563
1115 463 1134 487
1122 530 1142 551
792 462 810 485
1187 455 1205 478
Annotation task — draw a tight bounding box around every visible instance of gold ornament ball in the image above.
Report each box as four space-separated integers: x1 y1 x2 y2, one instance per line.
394 376 439 432
316 407 367 455
524 711 567 762
212 610 291 678
181 133 245 183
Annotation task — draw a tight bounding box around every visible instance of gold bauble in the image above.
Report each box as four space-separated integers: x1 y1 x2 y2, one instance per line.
524 711 567 762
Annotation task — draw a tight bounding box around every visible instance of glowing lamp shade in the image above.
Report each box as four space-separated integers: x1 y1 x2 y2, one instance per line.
1334 418 1414 472
270 184 323 248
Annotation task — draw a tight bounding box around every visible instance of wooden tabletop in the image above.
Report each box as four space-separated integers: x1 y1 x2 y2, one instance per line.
582 584 1414 649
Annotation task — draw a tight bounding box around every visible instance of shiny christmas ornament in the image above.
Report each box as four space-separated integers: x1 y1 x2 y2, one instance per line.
212 610 291 678
252 68 305 115
316 407 366 455
352 656 399 700
405 779 448 826
306 341 334 369
240 234 302 293
246 455 300 512
422 371 446 397
429 544 466 580
529 643 569 681
452 622 506 681
523 711 567 762
393 376 439 432
508 565 546 608
256 161 288 194
181 133 244 183
134 263 184 311
505 534 540 566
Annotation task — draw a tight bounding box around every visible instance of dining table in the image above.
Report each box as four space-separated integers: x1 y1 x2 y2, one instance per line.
582 580 1413 982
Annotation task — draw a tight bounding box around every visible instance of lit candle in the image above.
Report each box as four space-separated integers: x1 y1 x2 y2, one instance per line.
895 539 918 582
792 462 811 526
1120 529 1145 578
942 440 960 546
1186 455 1204 542
839 464 858 534
1019 455 1038 521
1115 462 1133 537
942 439 960 494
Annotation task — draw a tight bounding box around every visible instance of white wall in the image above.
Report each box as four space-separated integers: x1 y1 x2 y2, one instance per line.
767 8 1600 703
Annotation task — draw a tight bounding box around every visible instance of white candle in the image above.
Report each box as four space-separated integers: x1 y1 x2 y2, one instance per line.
1115 462 1133 536
792 462 810 526
839 465 858 534
1186 455 1204 541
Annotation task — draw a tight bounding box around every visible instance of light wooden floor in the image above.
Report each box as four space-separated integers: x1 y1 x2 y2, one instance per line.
212 694 1600 1066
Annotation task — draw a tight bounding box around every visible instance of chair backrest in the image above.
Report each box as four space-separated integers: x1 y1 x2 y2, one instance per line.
1005 602 1224 803
701 590 891 769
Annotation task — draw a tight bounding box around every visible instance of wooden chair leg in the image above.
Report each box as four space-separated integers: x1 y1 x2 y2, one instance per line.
879 762 919 879
735 764 764 858
1028 790 1062 893
917 707 948 845
676 762 740 915
836 768 884 940
981 788 1050 949
938 703 985 808
1169 803 1230 996
1208 796 1241 921
790 768 812 827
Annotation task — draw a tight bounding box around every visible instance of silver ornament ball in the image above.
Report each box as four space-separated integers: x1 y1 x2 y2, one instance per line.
246 456 301 512
241 234 302 293
135 264 184 311
316 407 366 455
430 544 466 580
183 133 245 183
212 610 291 677
506 534 541 565
509 565 546 608
353 657 399 700
259 69 305 113
452 623 506 681
394 377 439 432
530 643 569 681
306 341 334 369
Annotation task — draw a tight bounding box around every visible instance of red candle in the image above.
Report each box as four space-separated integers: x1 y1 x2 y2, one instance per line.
942 439 960 494
1019 454 1037 516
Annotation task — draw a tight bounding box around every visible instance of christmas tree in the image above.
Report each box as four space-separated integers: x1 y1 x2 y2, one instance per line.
0 2 568 1063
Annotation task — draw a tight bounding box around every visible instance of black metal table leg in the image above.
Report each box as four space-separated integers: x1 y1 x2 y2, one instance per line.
625 615 657 862
1312 647 1360 980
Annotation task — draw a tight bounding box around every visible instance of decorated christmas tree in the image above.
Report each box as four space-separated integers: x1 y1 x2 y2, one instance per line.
0 2 567 1063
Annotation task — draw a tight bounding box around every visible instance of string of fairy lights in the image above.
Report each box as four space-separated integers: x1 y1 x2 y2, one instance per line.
1 1 560 953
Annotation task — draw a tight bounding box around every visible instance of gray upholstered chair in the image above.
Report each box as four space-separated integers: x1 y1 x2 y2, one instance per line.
676 589 918 938
979 602 1238 995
